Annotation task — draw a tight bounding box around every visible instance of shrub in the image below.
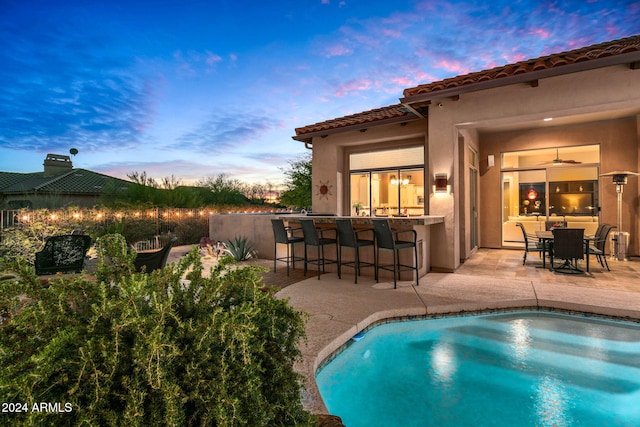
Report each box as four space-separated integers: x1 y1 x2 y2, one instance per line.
0 209 77 263
173 217 209 246
224 236 257 261
0 237 314 426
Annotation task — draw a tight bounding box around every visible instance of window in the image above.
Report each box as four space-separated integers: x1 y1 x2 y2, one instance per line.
500 145 600 247
349 147 425 217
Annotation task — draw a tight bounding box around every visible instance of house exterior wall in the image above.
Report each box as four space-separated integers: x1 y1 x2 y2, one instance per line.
306 63 640 271
429 64 640 261
309 120 428 215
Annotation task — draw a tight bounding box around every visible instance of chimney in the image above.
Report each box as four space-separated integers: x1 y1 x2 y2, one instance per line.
43 153 73 177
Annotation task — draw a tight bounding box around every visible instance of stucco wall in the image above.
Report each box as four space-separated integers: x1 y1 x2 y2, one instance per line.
432 65 640 259
209 214 282 260
305 63 640 271
308 120 428 216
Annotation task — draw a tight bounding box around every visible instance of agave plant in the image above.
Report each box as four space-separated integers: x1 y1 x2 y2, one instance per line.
224 236 257 261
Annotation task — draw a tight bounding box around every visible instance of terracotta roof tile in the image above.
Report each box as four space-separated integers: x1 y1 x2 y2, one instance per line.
294 104 416 137
403 34 640 98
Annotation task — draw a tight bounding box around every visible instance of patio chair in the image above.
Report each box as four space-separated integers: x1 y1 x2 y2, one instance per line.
515 222 545 265
134 237 177 273
271 219 304 275
372 219 419 289
551 228 585 274
335 219 376 283
35 234 92 275
300 219 338 280
587 223 615 271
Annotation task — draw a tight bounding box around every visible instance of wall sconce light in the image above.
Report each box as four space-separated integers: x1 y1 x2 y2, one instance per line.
390 175 398 185
488 154 495 168
435 174 448 192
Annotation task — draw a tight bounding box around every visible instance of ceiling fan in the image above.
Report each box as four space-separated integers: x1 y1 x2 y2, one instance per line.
541 149 582 165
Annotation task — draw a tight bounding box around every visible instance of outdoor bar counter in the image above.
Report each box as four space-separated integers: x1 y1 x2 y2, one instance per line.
280 215 445 280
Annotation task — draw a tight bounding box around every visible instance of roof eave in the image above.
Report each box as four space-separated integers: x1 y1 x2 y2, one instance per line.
400 50 640 104
292 114 421 143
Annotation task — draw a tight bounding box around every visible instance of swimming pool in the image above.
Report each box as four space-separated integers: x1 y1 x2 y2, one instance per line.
315 311 640 427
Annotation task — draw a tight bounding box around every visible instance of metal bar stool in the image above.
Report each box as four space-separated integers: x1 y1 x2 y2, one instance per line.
271 219 304 275
335 219 376 283
372 219 419 288
300 219 338 280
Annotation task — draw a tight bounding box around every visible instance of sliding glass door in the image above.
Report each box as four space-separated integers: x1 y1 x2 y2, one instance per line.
349 146 425 217
501 145 600 247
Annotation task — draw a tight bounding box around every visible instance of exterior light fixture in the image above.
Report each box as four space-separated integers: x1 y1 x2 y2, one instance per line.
435 174 448 192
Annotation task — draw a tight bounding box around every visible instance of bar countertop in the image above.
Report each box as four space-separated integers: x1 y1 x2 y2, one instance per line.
280 215 444 226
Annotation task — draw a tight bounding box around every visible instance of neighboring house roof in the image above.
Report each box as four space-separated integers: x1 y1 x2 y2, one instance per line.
294 34 640 141
0 168 131 196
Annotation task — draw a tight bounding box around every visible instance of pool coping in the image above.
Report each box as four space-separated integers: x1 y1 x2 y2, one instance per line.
275 272 640 415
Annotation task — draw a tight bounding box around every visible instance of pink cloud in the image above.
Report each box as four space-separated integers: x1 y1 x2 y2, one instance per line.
334 78 372 97
390 68 438 89
382 28 402 38
436 59 469 74
391 76 414 86
503 52 527 63
323 44 353 57
205 51 223 65
529 27 551 39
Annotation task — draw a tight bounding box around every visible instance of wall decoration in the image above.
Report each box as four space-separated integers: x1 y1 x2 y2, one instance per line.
316 180 332 200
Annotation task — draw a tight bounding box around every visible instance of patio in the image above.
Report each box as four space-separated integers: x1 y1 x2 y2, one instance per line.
270 248 640 414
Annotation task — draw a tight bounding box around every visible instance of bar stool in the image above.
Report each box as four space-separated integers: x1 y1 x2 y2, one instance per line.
271 219 304 275
372 219 419 289
300 219 338 280
335 219 376 283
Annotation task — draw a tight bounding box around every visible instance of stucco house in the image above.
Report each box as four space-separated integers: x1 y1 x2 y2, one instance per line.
0 153 132 209
293 35 640 272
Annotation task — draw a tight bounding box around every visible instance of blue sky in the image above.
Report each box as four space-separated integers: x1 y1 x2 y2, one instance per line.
1 0 639 185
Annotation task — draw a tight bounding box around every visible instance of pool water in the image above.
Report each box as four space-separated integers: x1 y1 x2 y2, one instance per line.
315 311 640 427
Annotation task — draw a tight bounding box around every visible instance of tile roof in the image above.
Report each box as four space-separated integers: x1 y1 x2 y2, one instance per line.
294 35 640 140
0 169 131 195
403 34 640 99
293 104 418 140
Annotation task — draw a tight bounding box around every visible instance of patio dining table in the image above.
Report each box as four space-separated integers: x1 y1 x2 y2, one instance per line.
535 230 594 272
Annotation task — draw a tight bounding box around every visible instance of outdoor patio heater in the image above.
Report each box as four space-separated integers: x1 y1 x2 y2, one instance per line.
600 171 640 261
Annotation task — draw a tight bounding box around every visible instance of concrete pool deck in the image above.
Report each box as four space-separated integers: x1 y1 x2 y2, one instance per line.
276 249 640 415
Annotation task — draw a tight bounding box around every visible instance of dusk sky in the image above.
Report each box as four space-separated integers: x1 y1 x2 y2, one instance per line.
1 0 639 185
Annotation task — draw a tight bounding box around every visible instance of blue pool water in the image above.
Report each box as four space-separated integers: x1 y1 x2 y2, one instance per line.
315 311 640 427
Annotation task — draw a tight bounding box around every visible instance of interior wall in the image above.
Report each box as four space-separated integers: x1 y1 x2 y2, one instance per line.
479 117 639 254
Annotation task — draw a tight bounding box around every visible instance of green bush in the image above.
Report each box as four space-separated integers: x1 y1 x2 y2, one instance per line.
0 209 78 263
0 236 314 426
